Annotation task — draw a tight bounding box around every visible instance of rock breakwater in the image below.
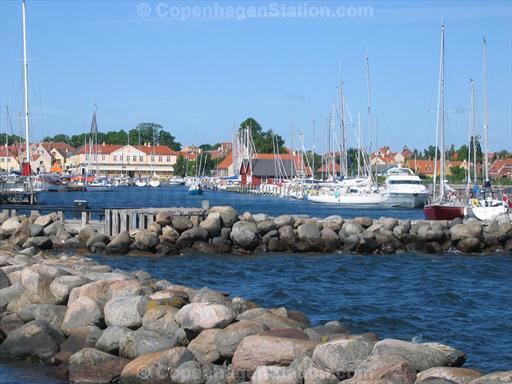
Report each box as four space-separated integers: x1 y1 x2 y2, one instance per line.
1 206 512 256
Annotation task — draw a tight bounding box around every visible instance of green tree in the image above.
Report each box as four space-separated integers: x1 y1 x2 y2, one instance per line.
239 117 285 154
449 166 466 183
174 155 187 177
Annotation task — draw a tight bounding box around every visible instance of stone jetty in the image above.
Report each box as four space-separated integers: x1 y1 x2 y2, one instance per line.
0 245 511 383
1 206 512 256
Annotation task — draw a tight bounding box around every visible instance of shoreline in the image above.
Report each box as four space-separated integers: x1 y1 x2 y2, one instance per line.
0 241 511 383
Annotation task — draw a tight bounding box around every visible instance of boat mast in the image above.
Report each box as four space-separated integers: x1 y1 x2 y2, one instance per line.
433 25 445 200
365 52 373 182
470 79 477 185
482 36 489 183
22 0 30 165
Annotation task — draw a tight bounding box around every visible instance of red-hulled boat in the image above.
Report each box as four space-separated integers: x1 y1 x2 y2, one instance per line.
424 203 465 220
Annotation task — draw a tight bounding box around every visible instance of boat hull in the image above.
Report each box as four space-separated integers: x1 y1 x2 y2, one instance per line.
424 204 465 220
381 192 429 208
86 185 112 192
467 205 509 221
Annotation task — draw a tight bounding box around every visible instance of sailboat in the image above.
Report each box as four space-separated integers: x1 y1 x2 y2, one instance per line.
465 38 509 221
134 125 147 187
148 125 161 187
85 108 113 192
424 25 465 220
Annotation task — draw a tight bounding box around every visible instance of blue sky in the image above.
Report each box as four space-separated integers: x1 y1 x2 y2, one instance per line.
0 0 511 152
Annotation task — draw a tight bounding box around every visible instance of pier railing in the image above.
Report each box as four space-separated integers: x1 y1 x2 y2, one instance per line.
1 204 207 237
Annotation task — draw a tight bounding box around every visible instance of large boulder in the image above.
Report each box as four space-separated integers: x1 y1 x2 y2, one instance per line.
17 303 67 328
230 221 259 249
352 353 416 384
175 302 235 332
372 339 466 372
119 327 179 359
172 216 193 232
119 347 196 384
1 217 22 235
209 206 238 227
162 225 180 242
456 237 481 253
105 231 132 254
312 337 374 379
54 325 103 364
34 214 54 227
61 296 103 332
297 222 321 241
68 348 130 384
274 215 293 228
170 360 203 384
86 232 111 249
49 275 88 304
133 230 159 250
68 278 125 304
200 217 222 237
415 367 481 384
95 325 133 354
450 223 482 241
214 319 267 358
104 295 148 328
43 221 65 236
469 371 512 384
177 227 209 248
187 328 221 364
232 334 317 379
142 305 180 337
21 264 65 304
0 320 65 361
107 279 144 299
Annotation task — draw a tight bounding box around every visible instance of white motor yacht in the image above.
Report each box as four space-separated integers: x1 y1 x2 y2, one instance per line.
380 167 430 208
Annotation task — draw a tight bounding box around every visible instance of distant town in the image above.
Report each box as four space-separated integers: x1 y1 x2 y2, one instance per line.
1 117 511 184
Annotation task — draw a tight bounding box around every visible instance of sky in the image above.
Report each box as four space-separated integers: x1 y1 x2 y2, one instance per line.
0 0 511 153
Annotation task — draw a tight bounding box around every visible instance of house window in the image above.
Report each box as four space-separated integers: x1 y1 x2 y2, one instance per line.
166 156 170 162
86 154 89 160
102 155 105 161
133 155 137 162
151 156 155 162
120 155 123 161
139 156 143 162
159 156 162 162
1 158 4 163
113 155 117 161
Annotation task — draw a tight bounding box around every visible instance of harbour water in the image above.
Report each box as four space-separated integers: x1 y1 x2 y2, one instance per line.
36 185 425 220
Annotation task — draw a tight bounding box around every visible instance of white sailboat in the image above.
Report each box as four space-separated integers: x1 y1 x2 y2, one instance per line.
85 108 113 192
466 38 509 220
149 126 161 187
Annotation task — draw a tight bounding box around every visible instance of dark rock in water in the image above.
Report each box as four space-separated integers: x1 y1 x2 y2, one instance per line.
199 217 222 237
23 236 53 250
293 241 313 253
90 241 106 253
341 234 360 252
267 238 289 252
192 240 221 254
504 238 512 252
0 320 65 361
86 232 110 249
68 347 129 384
297 222 321 241
424 241 443 253
156 242 181 256
161 225 180 242
63 237 83 249
105 231 131 255
177 228 209 248
257 220 276 235
450 223 483 241
456 237 481 253
357 237 380 254
211 237 232 253
172 216 193 233
278 225 296 246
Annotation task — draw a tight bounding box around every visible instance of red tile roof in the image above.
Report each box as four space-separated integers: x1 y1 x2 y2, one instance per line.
133 145 176 156
217 152 233 169
76 144 123 155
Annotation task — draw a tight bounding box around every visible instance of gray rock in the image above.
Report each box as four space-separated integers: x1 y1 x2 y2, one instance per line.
119 347 197 384
0 320 65 361
171 361 203 384
79 226 97 243
142 305 180 337
214 320 267 358
274 215 293 228
162 225 180 242
29 224 44 237
187 328 221 364
343 222 364 235
279 225 296 245
297 222 321 241
22 236 53 250
0 282 23 309
105 231 132 254
61 296 103 332
209 206 239 227
192 287 227 304
230 221 259 249
303 365 339 384
172 216 193 232
95 325 134 354
18 303 67 328
251 365 301 384
312 337 374 379
50 275 89 304
119 327 179 359
352 353 416 384
0 269 9 289
456 237 481 253
268 238 289 252
200 217 222 237
86 232 111 249
63 237 83 249
177 227 209 248
0 313 24 335
104 295 148 328
176 302 235 332
415 367 482 384
134 230 159 250
68 347 130 384
450 223 482 241
469 371 512 384
1 217 22 235
43 221 64 236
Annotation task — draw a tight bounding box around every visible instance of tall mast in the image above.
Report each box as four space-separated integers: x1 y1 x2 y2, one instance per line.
433 25 445 200
365 52 372 182
470 80 477 185
22 0 30 164
482 36 489 182
339 79 347 177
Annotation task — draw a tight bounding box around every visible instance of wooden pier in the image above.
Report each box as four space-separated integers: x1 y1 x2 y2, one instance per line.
1 204 208 237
